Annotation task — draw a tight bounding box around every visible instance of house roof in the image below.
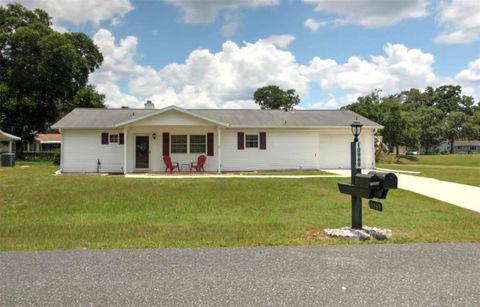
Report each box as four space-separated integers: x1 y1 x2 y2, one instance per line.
0 129 21 141
35 133 61 144
51 105 382 129
455 140 480 146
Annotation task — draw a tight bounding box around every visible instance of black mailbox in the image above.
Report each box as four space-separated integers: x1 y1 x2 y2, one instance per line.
355 173 380 189
368 171 398 189
338 171 397 200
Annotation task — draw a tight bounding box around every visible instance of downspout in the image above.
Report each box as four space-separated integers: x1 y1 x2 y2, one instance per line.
123 127 128 174
59 128 64 172
217 126 222 173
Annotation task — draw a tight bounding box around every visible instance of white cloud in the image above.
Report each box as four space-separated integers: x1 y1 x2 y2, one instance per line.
300 43 438 103
0 0 133 26
454 58 480 97
221 11 241 37
259 34 296 49
163 0 278 23
303 0 429 27
435 0 480 44
89 29 477 110
90 29 308 108
304 18 327 32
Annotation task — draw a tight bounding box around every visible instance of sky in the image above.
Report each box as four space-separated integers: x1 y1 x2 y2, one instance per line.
3 0 480 109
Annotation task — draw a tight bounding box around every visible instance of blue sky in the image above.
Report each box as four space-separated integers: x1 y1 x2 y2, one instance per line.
4 0 480 109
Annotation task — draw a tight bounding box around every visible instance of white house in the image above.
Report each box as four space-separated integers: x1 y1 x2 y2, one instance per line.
51 105 382 174
0 129 21 153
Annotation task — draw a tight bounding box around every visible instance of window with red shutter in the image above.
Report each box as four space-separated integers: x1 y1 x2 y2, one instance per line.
259 132 266 150
237 132 244 150
162 132 169 155
119 133 124 145
207 133 214 156
101 133 109 145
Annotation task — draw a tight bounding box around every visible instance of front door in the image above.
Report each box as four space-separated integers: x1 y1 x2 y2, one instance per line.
135 136 149 169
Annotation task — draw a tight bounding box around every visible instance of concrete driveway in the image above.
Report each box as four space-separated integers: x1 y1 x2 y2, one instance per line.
1 244 479 306
326 169 480 213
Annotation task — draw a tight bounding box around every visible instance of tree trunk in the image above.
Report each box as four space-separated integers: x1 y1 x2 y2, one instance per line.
395 145 399 156
449 139 454 154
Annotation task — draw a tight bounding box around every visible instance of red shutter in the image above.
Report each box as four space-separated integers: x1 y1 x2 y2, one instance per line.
119 133 124 145
237 132 244 150
259 132 266 150
101 133 109 145
162 132 169 155
207 133 214 156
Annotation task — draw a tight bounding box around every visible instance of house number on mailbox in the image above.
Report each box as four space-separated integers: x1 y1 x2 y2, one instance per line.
355 142 361 169
369 200 383 212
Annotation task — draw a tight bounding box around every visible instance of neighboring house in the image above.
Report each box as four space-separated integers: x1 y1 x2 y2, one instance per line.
23 133 61 153
51 104 382 173
0 129 21 153
439 140 480 154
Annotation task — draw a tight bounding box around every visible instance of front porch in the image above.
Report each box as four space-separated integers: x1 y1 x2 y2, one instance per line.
120 107 225 174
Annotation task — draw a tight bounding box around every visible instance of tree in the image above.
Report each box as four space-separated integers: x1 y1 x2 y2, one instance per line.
0 3 105 141
416 106 444 154
443 111 469 154
380 96 415 155
432 85 475 116
343 89 383 123
253 85 300 110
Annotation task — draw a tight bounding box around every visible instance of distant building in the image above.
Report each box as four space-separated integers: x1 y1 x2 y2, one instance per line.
23 133 61 153
440 140 480 154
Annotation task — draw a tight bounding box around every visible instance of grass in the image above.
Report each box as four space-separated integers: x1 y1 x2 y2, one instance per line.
377 154 480 187
1 162 480 251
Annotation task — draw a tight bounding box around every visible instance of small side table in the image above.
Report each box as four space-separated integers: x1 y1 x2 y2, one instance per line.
181 163 190 172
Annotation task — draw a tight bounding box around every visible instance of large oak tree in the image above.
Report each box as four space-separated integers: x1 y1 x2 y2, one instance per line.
0 3 105 141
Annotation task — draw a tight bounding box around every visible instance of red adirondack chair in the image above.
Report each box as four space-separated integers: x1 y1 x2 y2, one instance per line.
190 155 207 172
163 155 180 173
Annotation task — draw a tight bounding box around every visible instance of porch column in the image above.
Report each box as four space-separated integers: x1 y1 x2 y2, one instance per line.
8 140 12 153
123 127 128 174
217 126 222 173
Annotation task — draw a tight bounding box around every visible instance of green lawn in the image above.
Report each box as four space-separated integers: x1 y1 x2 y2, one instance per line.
1 162 480 251
378 154 480 186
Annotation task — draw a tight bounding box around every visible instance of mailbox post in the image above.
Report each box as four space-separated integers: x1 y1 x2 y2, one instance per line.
350 120 363 229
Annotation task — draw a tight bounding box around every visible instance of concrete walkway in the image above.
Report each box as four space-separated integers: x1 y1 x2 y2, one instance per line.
327 169 480 213
125 173 344 179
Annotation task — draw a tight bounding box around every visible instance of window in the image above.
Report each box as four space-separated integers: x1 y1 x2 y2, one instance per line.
190 135 206 153
245 134 258 148
471 146 477 150
109 134 119 143
171 135 187 153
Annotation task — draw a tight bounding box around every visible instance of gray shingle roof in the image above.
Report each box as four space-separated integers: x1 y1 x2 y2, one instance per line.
51 106 382 129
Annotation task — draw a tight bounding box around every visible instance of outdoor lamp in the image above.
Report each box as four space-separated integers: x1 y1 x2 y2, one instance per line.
153 133 157 140
351 120 363 141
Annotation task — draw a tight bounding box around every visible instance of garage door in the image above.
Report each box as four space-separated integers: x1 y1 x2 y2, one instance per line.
318 134 351 169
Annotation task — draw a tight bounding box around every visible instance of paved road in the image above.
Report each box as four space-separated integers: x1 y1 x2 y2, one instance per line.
326 169 480 213
1 244 479 306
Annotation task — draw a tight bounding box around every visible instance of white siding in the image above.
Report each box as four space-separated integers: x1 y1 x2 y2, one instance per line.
132 110 213 126
62 129 123 173
220 129 319 171
62 126 377 173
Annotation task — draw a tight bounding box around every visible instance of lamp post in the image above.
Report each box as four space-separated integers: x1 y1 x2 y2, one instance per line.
350 119 363 229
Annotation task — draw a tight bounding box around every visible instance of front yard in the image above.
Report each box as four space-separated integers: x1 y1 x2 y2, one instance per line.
378 154 480 186
1 162 480 251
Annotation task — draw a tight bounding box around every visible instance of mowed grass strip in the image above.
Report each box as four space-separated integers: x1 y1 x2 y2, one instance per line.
1 162 480 251
378 154 480 186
